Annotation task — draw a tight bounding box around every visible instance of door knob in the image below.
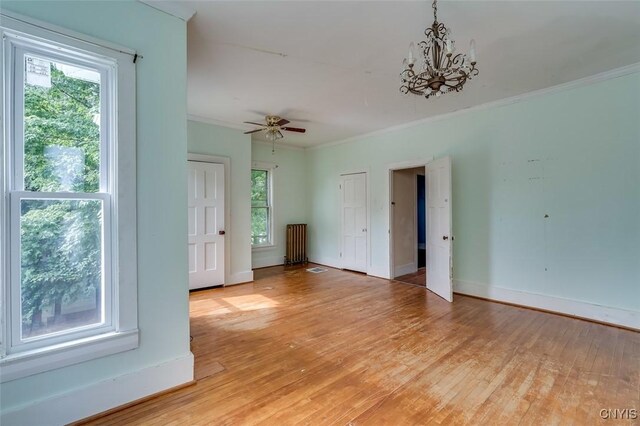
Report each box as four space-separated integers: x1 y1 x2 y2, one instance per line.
443 236 449 240
219 230 226 235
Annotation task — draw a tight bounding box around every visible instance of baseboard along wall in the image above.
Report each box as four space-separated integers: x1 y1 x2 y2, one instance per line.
454 279 639 330
1 353 194 426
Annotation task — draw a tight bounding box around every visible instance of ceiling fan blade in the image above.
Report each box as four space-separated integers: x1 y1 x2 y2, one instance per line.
244 128 264 134
243 121 266 126
281 126 306 133
276 118 290 126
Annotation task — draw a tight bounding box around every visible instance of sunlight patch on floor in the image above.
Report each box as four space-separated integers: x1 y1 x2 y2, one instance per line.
221 294 279 311
191 294 280 317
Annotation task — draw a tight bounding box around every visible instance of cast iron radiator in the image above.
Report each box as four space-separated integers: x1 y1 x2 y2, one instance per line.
284 224 308 265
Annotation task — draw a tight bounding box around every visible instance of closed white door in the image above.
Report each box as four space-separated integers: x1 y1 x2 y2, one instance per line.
188 161 225 289
426 157 453 302
341 173 367 273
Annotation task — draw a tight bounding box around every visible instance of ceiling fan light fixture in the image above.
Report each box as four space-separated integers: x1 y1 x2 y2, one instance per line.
244 115 306 153
264 127 283 142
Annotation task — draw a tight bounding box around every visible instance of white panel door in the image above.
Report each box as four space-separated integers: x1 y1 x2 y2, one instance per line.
341 173 367 273
426 157 453 302
188 161 225 289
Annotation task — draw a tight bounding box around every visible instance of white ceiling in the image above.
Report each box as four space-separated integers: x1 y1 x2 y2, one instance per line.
184 1 640 148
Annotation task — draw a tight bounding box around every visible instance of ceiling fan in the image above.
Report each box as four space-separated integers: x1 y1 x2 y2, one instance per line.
244 115 306 142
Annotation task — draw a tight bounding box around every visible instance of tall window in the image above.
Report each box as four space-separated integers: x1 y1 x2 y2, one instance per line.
15 53 110 347
251 164 274 247
1 14 138 382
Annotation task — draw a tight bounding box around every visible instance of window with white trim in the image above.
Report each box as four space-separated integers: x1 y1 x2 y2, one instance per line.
251 162 275 247
1 14 138 382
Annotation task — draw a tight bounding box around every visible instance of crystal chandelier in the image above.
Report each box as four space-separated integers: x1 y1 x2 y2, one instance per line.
400 0 478 99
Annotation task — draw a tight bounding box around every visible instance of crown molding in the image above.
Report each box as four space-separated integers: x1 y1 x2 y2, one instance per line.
308 62 640 151
138 1 196 22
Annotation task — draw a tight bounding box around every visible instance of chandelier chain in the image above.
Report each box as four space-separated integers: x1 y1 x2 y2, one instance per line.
432 0 438 23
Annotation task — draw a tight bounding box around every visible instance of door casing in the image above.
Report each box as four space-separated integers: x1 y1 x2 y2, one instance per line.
188 153 230 286
339 170 370 273
387 156 454 302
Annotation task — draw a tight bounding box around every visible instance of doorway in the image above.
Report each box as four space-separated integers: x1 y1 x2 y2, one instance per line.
389 157 453 302
417 174 426 269
391 167 426 286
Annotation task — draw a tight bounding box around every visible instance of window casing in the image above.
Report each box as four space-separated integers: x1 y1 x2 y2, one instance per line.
251 162 275 248
1 12 138 382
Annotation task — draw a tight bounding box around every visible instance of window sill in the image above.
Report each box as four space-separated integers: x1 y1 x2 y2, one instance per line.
0 329 139 383
252 244 276 251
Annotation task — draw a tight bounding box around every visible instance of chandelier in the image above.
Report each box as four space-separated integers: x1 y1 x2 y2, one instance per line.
400 0 478 99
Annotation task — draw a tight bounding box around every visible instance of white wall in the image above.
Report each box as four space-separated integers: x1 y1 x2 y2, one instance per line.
0 2 192 423
188 123 309 275
306 71 640 329
188 119 254 285
251 142 308 268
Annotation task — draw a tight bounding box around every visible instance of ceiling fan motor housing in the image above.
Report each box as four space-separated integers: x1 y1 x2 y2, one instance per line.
266 115 281 126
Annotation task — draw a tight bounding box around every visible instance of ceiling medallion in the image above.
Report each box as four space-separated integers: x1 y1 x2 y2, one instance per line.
400 0 478 99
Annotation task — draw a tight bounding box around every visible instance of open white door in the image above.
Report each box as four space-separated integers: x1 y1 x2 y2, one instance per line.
426 157 453 302
341 173 368 273
188 161 225 289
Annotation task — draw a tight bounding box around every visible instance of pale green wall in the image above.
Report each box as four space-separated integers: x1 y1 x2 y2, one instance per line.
1 0 190 412
188 120 253 281
306 72 640 312
251 142 307 268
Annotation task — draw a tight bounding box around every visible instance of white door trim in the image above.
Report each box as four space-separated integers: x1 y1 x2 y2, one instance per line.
188 153 230 286
339 169 370 273
387 158 434 281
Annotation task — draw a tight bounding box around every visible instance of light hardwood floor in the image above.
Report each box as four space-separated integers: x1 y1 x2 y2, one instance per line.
84 264 640 425
395 267 427 287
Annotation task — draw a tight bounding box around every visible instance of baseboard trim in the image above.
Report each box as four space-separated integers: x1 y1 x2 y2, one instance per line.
394 263 417 278
454 279 640 331
308 255 341 270
252 255 284 269
1 352 194 426
368 265 391 280
307 256 391 280
226 270 254 286
252 263 285 270
71 380 196 425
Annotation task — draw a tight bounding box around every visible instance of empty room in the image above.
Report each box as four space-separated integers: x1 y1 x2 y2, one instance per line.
0 1 638 425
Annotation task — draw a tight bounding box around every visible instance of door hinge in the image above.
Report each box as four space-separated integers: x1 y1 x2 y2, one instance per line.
339 184 342 189
340 252 342 257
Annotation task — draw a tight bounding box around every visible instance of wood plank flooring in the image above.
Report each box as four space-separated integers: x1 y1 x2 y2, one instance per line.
395 268 426 287
85 264 640 425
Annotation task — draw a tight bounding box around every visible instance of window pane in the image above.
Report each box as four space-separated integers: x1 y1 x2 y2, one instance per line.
20 199 104 339
251 170 268 207
24 55 101 192
251 207 269 245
